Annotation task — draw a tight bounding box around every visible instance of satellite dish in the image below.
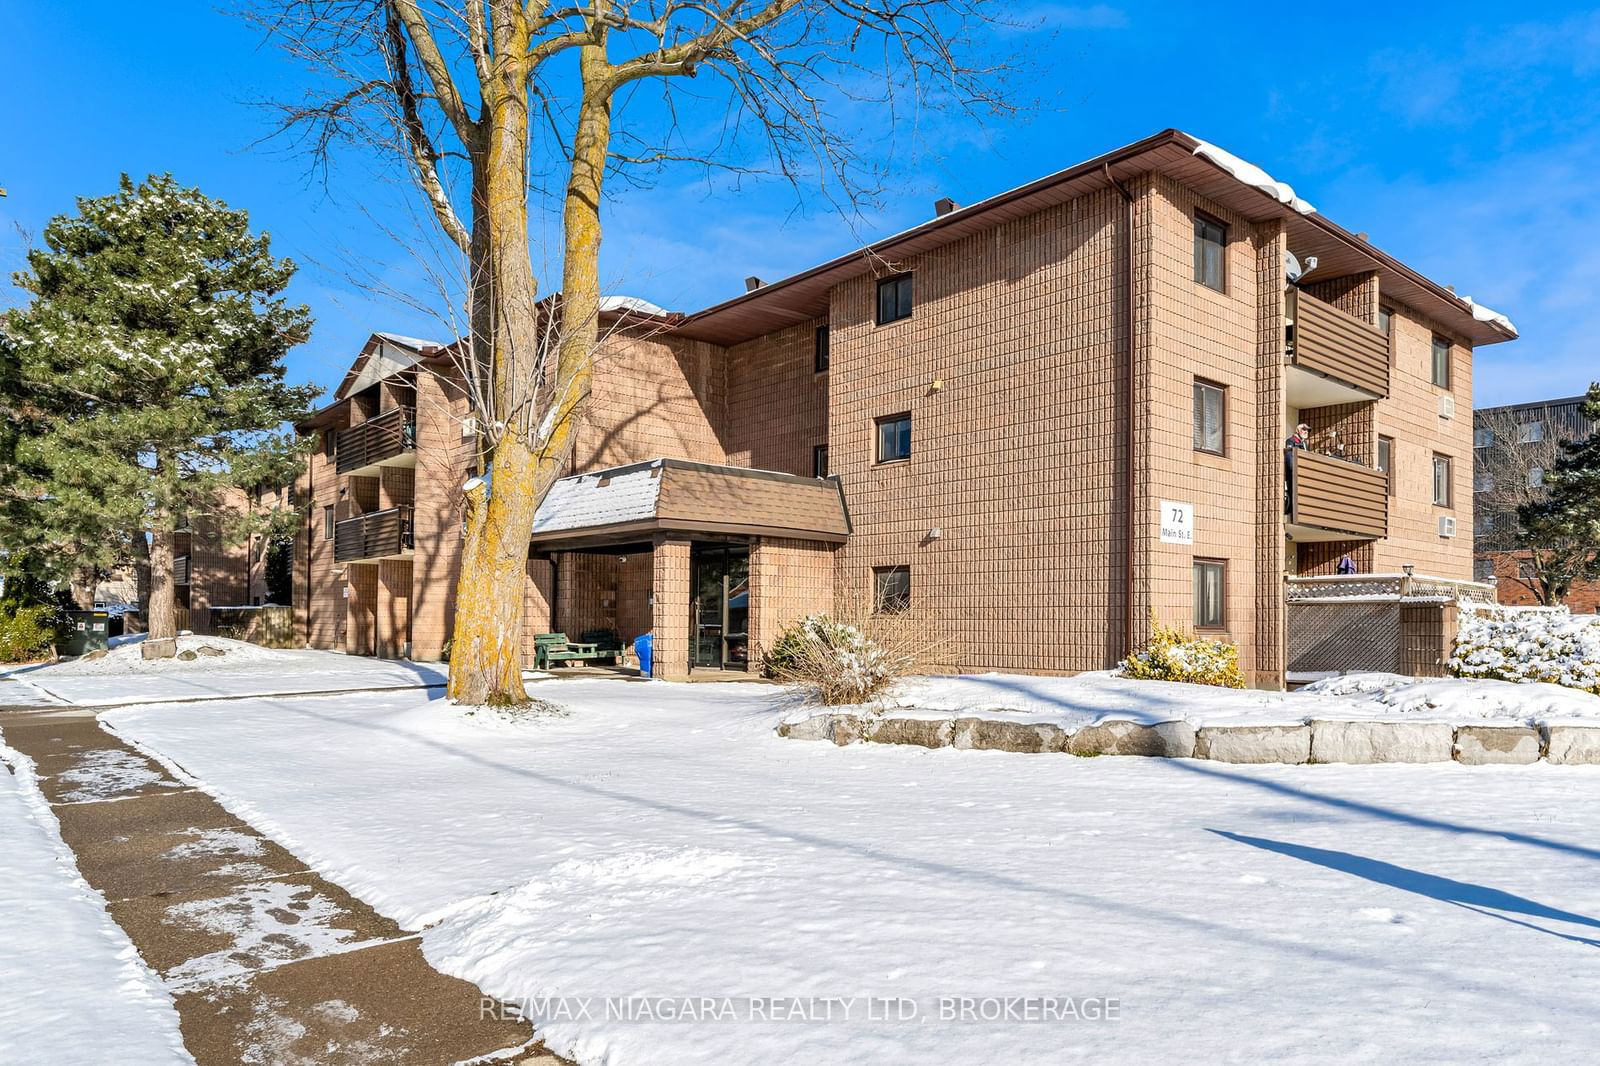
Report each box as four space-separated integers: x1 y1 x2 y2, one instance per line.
1284 251 1320 284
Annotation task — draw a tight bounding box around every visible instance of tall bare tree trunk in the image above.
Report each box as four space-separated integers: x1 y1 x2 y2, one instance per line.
130 527 152 613
148 527 177 642
69 563 97 609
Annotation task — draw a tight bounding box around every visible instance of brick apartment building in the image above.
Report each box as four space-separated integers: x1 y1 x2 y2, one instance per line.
1474 394 1599 612
172 484 290 631
294 129 1517 686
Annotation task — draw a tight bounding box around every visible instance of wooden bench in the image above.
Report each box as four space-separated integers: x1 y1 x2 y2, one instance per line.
533 633 618 669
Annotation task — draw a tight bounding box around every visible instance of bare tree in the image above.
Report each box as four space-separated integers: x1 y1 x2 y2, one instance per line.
1474 405 1588 604
250 0 1027 704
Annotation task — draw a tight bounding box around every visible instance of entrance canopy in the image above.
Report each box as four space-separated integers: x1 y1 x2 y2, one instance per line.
530 458 851 552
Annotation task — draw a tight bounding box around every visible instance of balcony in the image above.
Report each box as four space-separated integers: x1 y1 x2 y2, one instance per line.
336 407 417 477
334 506 414 563
1286 289 1390 406
174 555 191 586
1286 449 1388 541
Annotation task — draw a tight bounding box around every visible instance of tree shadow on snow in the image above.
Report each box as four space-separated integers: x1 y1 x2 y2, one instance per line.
1210 830 1600 948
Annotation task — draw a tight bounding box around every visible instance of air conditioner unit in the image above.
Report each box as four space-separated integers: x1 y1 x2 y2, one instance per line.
1438 515 1457 538
461 415 478 439
1438 394 1456 419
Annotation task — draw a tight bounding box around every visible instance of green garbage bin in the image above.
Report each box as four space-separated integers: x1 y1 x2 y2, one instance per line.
61 610 111 656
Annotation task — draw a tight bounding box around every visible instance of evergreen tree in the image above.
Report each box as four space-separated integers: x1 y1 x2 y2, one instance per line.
0 175 318 640
1517 383 1600 604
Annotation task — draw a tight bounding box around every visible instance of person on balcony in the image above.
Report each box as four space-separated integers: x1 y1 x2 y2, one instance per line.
1336 553 1357 575
1286 423 1311 450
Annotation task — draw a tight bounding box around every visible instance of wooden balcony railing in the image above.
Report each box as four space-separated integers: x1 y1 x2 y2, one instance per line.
1288 289 1391 398
173 555 191 586
333 506 414 563
335 407 416 476
1287 449 1388 539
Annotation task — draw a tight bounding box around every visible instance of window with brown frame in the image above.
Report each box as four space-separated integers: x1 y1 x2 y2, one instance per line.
322 505 335 540
1431 334 1452 389
813 444 829 479
875 413 911 463
1192 379 1226 454
1432 453 1453 508
1377 435 1395 497
1193 212 1227 291
814 325 830 372
875 274 914 325
873 566 911 613
1193 559 1226 629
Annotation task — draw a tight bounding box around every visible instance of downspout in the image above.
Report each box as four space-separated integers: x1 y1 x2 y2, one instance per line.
305 443 314 647
1104 164 1137 662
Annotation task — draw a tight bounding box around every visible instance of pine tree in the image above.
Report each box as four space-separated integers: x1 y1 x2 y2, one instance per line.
1517 383 1600 604
0 175 318 641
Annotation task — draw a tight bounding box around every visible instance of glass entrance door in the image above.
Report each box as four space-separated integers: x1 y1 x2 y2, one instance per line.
690 545 750 670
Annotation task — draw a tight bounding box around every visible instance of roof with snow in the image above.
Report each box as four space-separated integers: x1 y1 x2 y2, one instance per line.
672 129 1516 349
531 459 851 549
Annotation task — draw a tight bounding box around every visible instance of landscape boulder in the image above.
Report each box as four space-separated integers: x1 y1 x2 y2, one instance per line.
868 716 954 749
950 717 1067 753
1453 725 1541 765
195 645 227 657
1309 720 1453 764
141 638 177 661
1195 724 1311 764
1068 719 1195 758
1545 725 1600 765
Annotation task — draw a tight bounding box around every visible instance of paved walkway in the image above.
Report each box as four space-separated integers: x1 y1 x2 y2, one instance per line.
1 703 566 1065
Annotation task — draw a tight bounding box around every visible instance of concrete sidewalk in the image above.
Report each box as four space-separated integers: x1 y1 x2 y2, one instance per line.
2 705 566 1065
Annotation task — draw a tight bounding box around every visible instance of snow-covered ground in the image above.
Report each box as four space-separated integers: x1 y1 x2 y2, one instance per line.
107 677 1600 1064
4 636 449 706
0 731 191 1064
826 670 1600 729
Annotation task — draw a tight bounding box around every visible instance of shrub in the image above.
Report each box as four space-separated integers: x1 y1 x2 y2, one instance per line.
1449 607 1600 693
762 604 943 705
1119 622 1245 688
0 606 59 663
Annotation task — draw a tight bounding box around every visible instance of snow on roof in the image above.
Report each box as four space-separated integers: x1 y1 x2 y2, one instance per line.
1189 137 1316 216
600 295 670 317
1457 295 1518 336
373 332 446 351
532 462 663 534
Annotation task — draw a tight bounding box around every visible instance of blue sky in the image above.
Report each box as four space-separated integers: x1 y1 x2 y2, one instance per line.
3 2 1597 407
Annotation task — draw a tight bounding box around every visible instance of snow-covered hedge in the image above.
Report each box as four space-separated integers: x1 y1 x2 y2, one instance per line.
763 613 906 705
1119 623 1245 689
1450 607 1600 694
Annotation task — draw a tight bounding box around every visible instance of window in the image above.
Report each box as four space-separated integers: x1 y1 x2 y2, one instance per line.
875 274 914 325
1378 306 1393 335
1377 435 1394 496
1193 213 1227 291
324 430 336 459
1193 559 1226 629
813 444 829 479
1480 514 1495 534
876 413 911 463
1474 427 1494 449
1475 472 1494 493
1192 379 1226 454
1518 421 1544 444
1431 334 1452 388
1528 466 1545 489
1432 454 1453 507
814 325 830 373
873 566 911 613
322 505 335 540
1474 557 1494 583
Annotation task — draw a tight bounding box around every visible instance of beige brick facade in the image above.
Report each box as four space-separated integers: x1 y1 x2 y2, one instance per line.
285 133 1512 687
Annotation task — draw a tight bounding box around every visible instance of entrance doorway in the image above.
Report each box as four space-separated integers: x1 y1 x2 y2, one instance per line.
690 544 749 670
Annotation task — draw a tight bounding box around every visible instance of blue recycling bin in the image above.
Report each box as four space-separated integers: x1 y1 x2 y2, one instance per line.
633 633 654 678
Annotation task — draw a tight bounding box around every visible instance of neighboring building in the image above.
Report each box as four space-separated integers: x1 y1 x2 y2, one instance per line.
295 130 1517 686
174 483 295 631
1473 395 1598 610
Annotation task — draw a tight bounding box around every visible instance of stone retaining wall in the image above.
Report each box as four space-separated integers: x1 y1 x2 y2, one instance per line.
778 714 1600 766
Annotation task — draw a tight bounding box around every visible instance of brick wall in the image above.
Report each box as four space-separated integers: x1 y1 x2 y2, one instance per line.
1253 220 1287 684
410 364 474 660
346 562 378 656
748 538 836 665
577 332 728 470
651 538 692 679
1372 304 1474 577
726 320 829 476
293 415 348 650
377 559 412 657
1139 174 1265 678
1482 551 1600 612
828 185 1129 674
186 489 252 633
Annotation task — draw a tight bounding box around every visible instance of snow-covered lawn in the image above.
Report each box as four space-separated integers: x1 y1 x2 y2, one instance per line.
0 731 191 1064
4 636 449 706
107 677 1600 1064
835 669 1600 729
